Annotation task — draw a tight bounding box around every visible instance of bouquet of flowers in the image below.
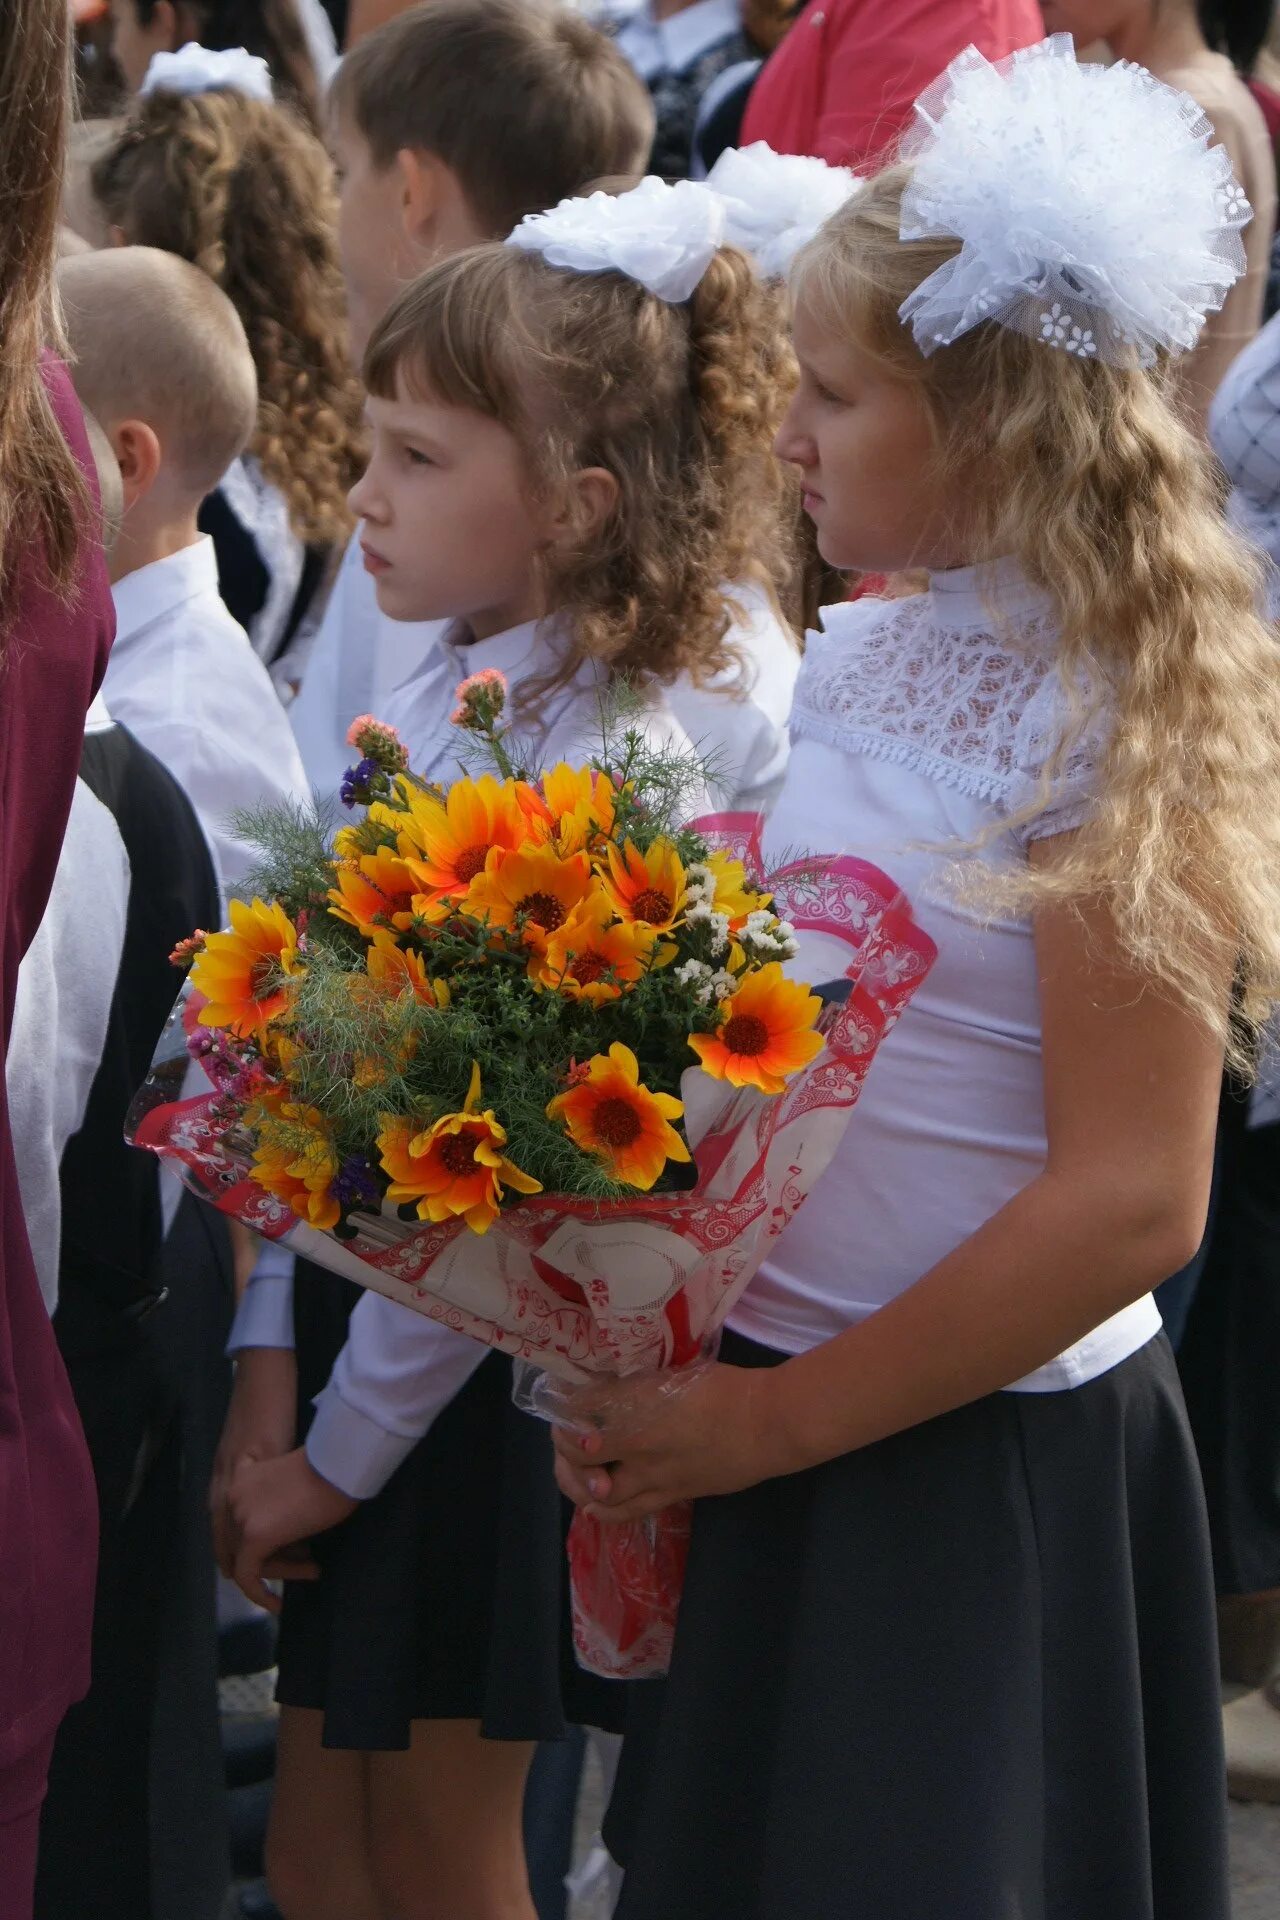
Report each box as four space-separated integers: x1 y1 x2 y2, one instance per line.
129 677 936 1676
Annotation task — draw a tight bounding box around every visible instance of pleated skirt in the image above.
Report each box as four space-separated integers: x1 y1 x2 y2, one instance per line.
606 1328 1230 1920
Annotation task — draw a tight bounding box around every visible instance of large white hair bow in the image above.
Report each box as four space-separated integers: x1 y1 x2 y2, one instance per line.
706 142 861 280
140 44 274 104
507 176 725 303
898 35 1250 366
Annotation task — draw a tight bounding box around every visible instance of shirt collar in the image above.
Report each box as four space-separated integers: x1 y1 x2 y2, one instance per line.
437 614 582 689
924 556 1052 625
111 536 221 648
620 0 741 76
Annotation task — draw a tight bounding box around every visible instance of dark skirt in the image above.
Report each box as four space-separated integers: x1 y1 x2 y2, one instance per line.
275 1260 625 1750
607 1329 1229 1920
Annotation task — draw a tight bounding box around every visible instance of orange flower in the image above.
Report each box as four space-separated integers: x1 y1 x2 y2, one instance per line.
377 1063 541 1234
249 1099 340 1231
547 1043 689 1190
533 893 659 1003
537 763 616 853
395 776 531 900
327 845 419 937
688 962 824 1095
364 930 448 1007
601 838 687 932
190 898 301 1036
464 844 597 951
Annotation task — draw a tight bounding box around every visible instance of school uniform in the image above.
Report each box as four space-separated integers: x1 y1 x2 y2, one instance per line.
234 615 712 1748
288 528 800 815
607 563 1230 1920
605 0 755 179
102 535 311 898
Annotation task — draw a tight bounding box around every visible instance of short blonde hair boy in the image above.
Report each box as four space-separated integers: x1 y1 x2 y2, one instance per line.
56 246 258 500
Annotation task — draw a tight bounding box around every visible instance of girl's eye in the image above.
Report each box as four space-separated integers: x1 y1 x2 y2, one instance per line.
814 380 846 406
405 446 434 467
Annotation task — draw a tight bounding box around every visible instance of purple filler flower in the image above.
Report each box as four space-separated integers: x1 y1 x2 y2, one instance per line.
340 757 381 808
332 1154 380 1213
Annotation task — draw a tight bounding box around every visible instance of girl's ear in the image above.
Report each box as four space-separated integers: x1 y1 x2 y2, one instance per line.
556 466 619 548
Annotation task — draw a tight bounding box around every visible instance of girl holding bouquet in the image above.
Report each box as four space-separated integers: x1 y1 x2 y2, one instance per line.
556 42 1280 1919
216 180 796 1920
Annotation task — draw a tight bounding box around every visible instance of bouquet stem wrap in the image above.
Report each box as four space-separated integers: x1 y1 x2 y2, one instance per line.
127 814 935 1677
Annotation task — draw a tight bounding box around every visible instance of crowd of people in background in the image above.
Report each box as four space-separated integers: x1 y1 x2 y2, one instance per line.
2 2 1280 1918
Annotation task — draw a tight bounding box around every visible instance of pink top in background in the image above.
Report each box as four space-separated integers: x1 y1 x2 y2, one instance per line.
0 358 114 1762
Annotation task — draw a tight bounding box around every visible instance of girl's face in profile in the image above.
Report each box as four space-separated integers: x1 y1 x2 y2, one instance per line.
776 298 962 576
348 377 550 640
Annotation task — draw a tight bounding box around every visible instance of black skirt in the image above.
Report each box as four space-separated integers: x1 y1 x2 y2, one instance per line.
607 1329 1229 1920
275 1260 625 1750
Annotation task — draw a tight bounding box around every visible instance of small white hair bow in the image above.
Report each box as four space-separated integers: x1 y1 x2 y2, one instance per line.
507 176 725 303
706 142 861 279
898 35 1250 366
140 44 274 105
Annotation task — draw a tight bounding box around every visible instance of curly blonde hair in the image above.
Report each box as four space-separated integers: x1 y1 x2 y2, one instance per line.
795 169 1280 1070
365 242 799 707
92 89 365 547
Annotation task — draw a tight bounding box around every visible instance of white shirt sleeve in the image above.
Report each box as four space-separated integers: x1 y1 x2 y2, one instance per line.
227 1241 297 1352
8 782 130 1314
304 1290 491 1499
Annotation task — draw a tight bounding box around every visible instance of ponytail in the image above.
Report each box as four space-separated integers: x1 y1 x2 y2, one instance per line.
1197 0 1273 73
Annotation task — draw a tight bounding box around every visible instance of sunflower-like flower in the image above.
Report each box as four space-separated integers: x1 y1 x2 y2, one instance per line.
249 1098 340 1231
537 763 617 854
394 776 532 901
365 930 449 1007
327 844 419 937
377 1063 541 1234
190 898 302 1036
533 892 660 1003
464 844 597 951
601 838 687 932
705 850 771 925
688 962 824 1095
547 1042 690 1190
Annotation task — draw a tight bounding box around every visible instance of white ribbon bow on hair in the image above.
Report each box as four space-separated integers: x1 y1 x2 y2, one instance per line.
898 34 1250 367
506 176 725 304
140 43 274 104
706 142 862 280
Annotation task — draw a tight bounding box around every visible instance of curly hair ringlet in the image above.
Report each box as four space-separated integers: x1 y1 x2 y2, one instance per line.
365 241 799 717
793 167 1280 1075
92 87 365 549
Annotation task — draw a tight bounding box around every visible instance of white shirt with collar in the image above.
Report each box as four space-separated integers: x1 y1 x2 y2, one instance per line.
609 0 742 82
232 613 720 1499
103 536 312 898
9 695 130 1314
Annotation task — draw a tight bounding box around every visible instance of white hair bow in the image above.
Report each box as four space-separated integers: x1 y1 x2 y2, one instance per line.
706 142 861 279
898 35 1250 366
507 176 725 304
140 44 274 105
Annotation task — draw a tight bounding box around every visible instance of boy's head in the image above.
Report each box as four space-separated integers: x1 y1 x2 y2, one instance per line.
330 0 654 359
57 246 257 524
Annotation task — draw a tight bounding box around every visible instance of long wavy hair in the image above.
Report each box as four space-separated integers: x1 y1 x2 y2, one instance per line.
366 242 799 708
794 169 1280 1069
93 87 365 547
1 0 89 606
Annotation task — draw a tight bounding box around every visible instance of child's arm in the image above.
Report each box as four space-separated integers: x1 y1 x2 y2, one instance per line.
555 845 1226 1519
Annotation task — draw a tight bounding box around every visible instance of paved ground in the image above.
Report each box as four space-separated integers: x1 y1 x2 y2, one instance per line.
1228 1798 1280 1919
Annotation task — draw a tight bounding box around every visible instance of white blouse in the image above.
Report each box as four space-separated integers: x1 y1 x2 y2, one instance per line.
731 563 1162 1391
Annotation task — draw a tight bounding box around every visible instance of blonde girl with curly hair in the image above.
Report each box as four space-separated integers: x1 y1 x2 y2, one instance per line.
215 178 798 1920
554 43 1280 1920
92 65 365 680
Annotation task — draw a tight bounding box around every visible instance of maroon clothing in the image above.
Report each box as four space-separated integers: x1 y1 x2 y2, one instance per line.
0 359 113 1765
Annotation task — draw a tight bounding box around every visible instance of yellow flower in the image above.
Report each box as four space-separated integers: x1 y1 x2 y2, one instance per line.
364 930 449 1007
538 763 617 853
705 850 771 926
464 844 598 951
533 892 659 1003
249 1099 340 1231
600 838 687 933
688 962 824 1095
394 776 531 900
327 844 420 937
190 898 301 1036
377 1063 541 1234
547 1043 690 1190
